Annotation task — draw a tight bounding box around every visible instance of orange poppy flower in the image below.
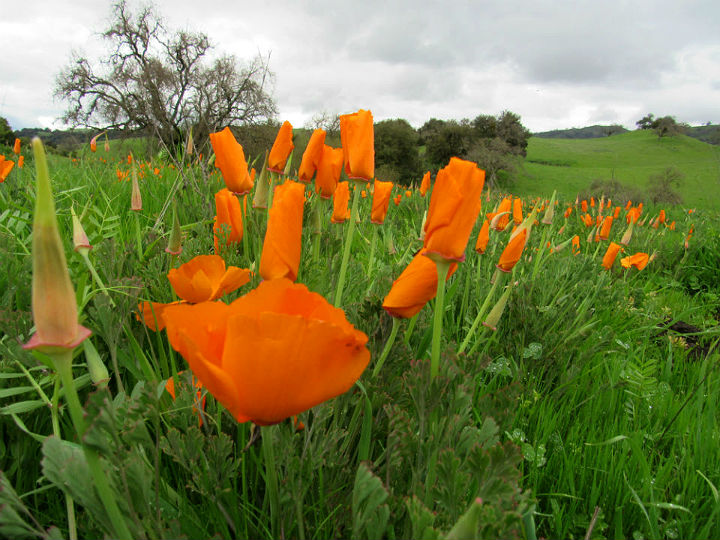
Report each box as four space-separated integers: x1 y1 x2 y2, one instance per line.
209 127 253 195
419 171 431 196
571 235 580 255
599 216 613 240
475 219 490 254
166 372 206 426
581 200 588 213
583 213 593 227
0 159 14 182
423 157 485 262
331 181 350 223
393 194 402 206
620 252 649 271
316 145 343 199
602 242 622 270
162 278 370 425
382 248 458 318
214 188 244 251
496 228 527 272
260 180 306 281
494 197 512 231
168 254 252 303
268 121 294 173
405 189 412 198
13 138 21 154
297 129 326 183
658 209 666 224
626 207 641 224
18 156 24 169
590 197 595 207
370 180 393 224
512 198 523 225
564 206 573 218
340 109 374 181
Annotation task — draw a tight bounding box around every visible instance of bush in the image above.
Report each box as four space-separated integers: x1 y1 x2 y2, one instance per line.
647 167 684 205
578 178 645 206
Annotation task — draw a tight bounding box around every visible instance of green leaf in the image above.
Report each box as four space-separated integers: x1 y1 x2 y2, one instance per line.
351 463 390 540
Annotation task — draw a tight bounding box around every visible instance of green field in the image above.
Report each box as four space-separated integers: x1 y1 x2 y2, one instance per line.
515 131 720 209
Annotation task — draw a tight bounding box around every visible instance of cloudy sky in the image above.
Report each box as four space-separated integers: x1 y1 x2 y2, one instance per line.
2 0 719 133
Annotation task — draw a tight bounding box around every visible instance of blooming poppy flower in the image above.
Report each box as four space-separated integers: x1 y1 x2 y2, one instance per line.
620 252 649 271
405 189 412 198
340 109 374 181
602 242 622 270
599 216 613 240
260 180 305 281
316 145 343 199
423 157 485 262
13 138 21 154
583 213 593 227
496 228 527 272
331 181 350 224
297 129 326 183
162 278 370 425
393 194 402 206
590 197 595 207
214 188 244 252
475 219 490 254
493 197 512 231
268 121 294 173
512 198 523 225
169 255 252 303
209 127 253 194
0 159 14 182
382 248 458 318
419 171 431 196
626 207 641 224
571 235 580 255
564 206 573 219
658 209 666 224
370 180 393 224
18 155 24 169
581 200 588 213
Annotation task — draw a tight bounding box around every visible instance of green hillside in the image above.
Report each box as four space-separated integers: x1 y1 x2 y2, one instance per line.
515 130 720 209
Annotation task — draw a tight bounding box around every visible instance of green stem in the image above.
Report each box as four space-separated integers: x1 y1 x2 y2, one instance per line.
80 251 115 306
133 212 143 262
531 226 550 282
367 225 378 276
372 317 400 378
54 352 132 540
262 424 280 538
334 184 362 307
403 313 419 346
50 376 78 540
458 269 504 355
241 194 250 263
430 259 452 379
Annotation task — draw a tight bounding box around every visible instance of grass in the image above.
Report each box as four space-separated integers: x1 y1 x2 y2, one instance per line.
515 131 720 209
1 135 719 539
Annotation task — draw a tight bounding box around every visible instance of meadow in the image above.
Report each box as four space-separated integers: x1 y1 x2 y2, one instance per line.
0 121 719 540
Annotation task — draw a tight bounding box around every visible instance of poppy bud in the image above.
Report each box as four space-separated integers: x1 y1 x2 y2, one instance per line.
252 151 271 209
483 282 514 332
165 203 183 255
71 205 91 253
131 158 142 211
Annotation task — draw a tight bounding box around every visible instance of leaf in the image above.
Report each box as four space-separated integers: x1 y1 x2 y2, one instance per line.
1 401 46 415
351 463 390 540
405 496 441 540
0 471 44 539
585 435 628 446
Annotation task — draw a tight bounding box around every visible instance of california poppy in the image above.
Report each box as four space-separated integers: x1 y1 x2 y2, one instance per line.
168 255 252 303
340 109 374 181
620 252 650 271
331 182 350 224
599 216 613 240
564 206 573 219
166 372 206 426
583 213 593 227
581 200 588 213
316 145 343 199
571 235 580 255
18 156 24 169
382 248 458 318
297 129 326 183
13 138 21 154
370 180 393 224
209 127 253 194
0 159 14 182
475 219 490 254
496 228 527 272
162 278 370 425
259 180 305 281
494 197 512 231
214 188 244 251
419 171 431 196
423 157 485 262
512 198 523 225
602 242 622 270
268 121 294 173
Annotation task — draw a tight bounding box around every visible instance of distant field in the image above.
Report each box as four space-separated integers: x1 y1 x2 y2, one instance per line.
514 130 720 209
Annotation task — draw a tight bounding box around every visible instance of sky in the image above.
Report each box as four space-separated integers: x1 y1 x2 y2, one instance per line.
2 0 719 133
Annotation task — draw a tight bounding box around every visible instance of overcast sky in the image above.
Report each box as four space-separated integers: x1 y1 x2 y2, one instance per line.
2 0 719 133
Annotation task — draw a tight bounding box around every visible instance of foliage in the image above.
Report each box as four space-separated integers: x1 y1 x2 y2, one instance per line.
0 117 15 146
647 166 684 205
636 114 688 138
374 119 421 185
54 0 276 149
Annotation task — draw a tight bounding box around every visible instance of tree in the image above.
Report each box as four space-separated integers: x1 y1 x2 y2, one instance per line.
55 0 276 149
0 117 14 147
374 119 421 185
465 137 518 188
636 113 655 130
495 110 531 156
652 116 686 138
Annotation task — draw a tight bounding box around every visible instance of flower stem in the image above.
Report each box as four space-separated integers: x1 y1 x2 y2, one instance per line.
430 259 452 379
367 225 378 276
54 351 132 540
262 424 280 537
334 183 362 307
458 269 504 355
373 316 400 378
51 375 77 540
133 212 143 262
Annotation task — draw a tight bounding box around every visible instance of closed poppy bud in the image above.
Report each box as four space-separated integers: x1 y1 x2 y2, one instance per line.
331 181 350 224
581 200 588 213
168 254 251 303
620 220 634 245
214 188 244 251
620 252 650 271
316 145 343 199
90 132 104 153
483 282 514 332
71 205 91 252
599 216 613 240
513 198 523 224
185 128 194 157
104 138 110 153
340 109 374 181
162 278 371 425
260 180 305 281
590 197 595 207
541 190 556 225
18 155 24 169
583 213 593 227
127 154 133 165
382 248 458 318
268 121 294 173
253 151 271 209
419 171 431 196
131 161 142 211
602 242 622 270
625 200 633 210
475 219 490 254
209 127 253 195
13 138 21 155
370 180 393 224
165 204 183 255
423 157 485 262
297 129 326 183
24 138 91 353
496 228 527 272
658 209 666 224
613 206 621 219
